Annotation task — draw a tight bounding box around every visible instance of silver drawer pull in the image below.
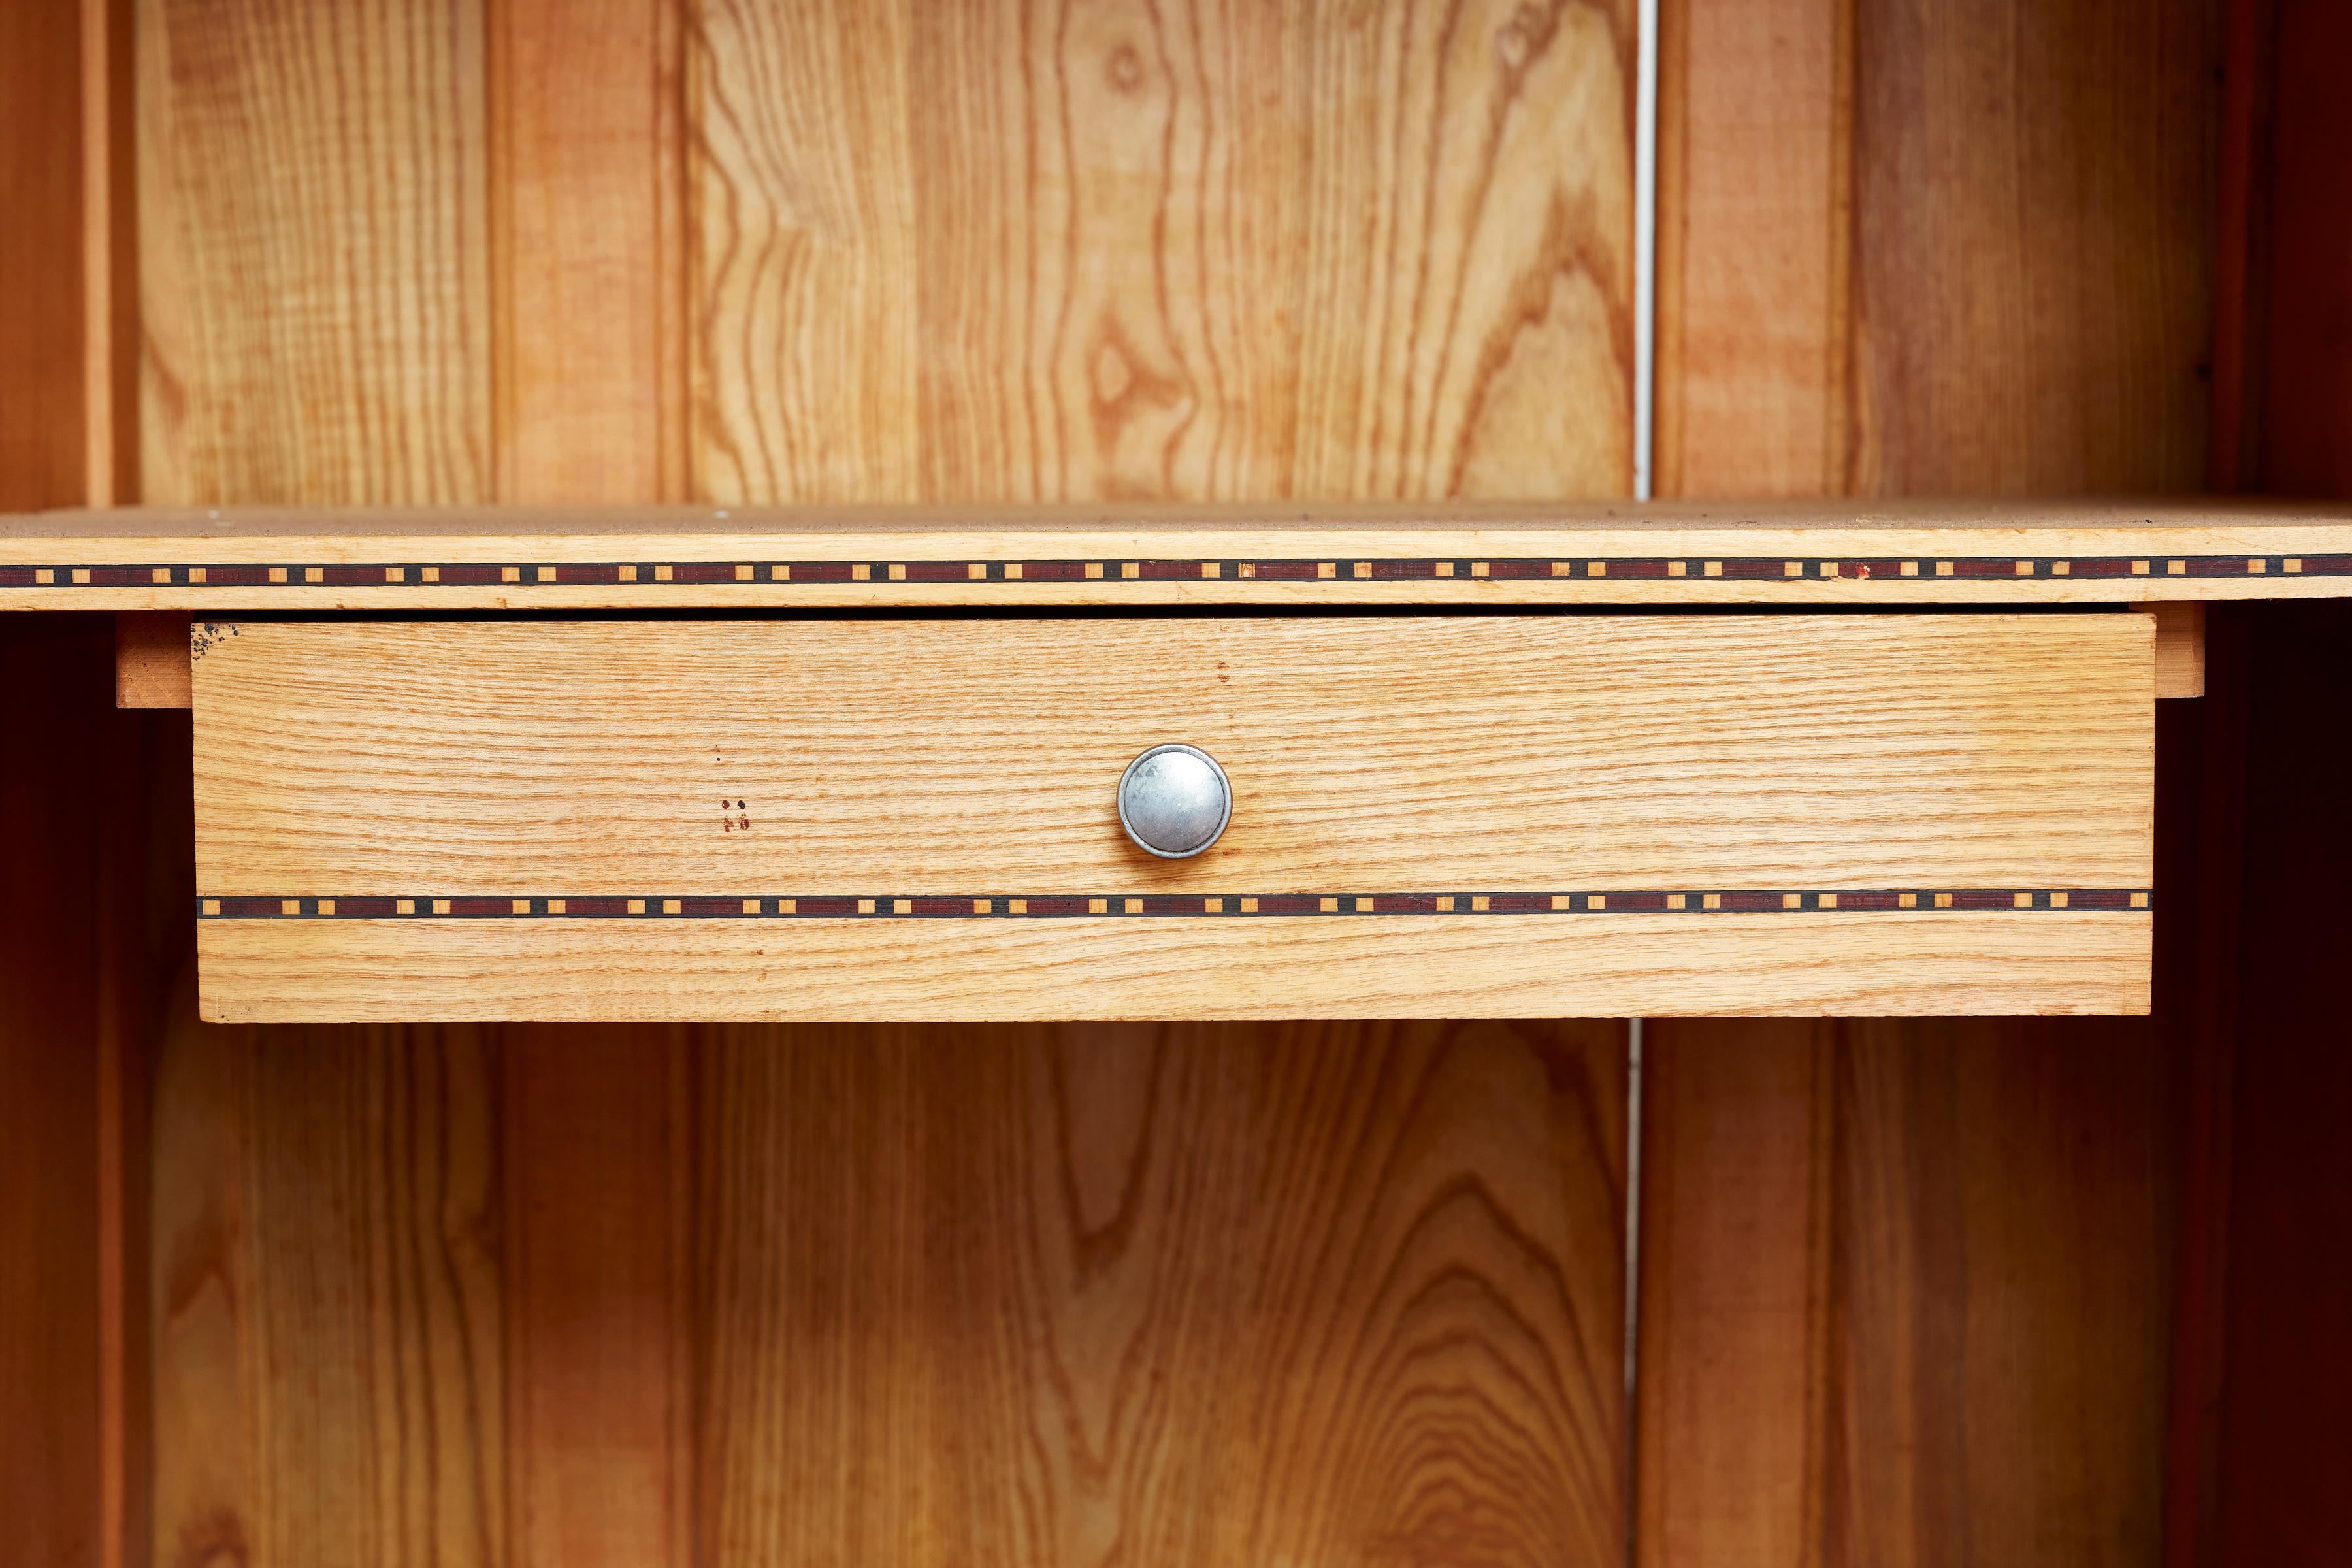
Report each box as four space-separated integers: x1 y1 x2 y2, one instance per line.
1117 743 1232 858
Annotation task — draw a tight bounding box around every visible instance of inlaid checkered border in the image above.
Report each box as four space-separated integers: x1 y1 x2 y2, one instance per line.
200 889 2153 919
10 553 2347 589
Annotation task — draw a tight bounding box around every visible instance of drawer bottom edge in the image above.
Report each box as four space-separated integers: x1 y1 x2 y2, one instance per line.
198 911 2152 1022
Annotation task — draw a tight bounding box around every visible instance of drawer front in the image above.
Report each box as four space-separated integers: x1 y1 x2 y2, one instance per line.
192 613 2153 1019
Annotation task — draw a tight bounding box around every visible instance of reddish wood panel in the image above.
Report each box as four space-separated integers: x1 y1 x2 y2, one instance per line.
0 619 108 1568
502 1031 691 1568
0 0 87 512
2250 1 2352 495
2205 602 2352 1565
1643 1 2222 1565
2187 1 2352 1554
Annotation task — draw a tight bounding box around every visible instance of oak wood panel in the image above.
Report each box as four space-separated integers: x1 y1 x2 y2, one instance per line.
14 498 2352 610
134 0 491 505
148 1008 505 1568
691 0 1634 504
189 614 2154 895
693 1021 1627 1566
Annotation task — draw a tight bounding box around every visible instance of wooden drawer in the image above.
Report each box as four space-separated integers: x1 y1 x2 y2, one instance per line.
191 613 2153 1020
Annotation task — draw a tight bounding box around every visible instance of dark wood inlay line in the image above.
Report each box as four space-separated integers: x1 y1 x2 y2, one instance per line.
199 888 2154 919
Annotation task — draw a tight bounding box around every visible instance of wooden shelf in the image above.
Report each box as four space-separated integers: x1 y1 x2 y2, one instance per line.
7 498 2351 609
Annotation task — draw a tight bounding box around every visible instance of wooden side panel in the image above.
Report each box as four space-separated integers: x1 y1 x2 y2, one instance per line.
149 1016 505 1568
1642 0 2221 1564
2206 602 2352 1565
693 0 1634 504
2251 0 2352 495
695 1022 1626 1567
135 0 491 504
1 619 108 1568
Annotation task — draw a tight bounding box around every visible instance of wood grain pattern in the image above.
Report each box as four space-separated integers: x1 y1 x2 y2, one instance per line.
691 0 1634 504
198 906 2150 1023
13 498 2352 610
692 1021 1627 1565
148 1007 505 1568
1643 1017 2178 1568
190 615 2154 894
1659 0 2218 498
1642 1 2225 1563
135 0 491 505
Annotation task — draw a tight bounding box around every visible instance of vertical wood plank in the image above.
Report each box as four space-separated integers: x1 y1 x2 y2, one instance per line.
489 5 694 1561
1643 2 2220 1565
0 0 88 511
691 0 918 502
696 1021 1627 1568
1634 1024 1833 1568
1848 0 2217 494
902 0 1303 502
693 0 1635 504
1829 1021 2175 1568
135 7 508 1567
492 0 684 504
1288 0 1635 500
135 0 492 504
1653 0 1851 496
150 1018 506 1568
500 1031 690 1568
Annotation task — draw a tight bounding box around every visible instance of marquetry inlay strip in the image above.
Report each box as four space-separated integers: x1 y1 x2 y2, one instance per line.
9 554 2347 591
200 889 2154 919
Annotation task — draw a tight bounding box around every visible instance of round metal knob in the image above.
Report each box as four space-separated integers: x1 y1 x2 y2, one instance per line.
1117 743 1232 858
